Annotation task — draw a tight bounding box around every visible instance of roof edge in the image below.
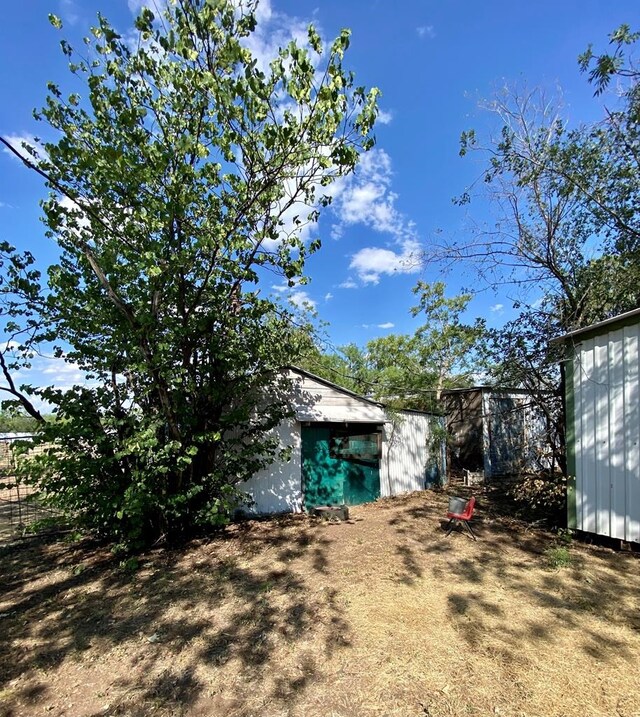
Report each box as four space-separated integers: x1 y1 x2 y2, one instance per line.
286 365 383 407
551 306 640 344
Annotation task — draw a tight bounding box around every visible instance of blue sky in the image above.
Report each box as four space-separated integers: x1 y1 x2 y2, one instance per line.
0 0 637 392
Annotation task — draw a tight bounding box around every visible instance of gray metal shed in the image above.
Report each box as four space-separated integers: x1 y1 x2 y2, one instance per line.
555 308 640 543
441 387 553 479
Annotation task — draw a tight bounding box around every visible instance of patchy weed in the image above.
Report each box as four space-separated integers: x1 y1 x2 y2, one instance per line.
545 545 572 569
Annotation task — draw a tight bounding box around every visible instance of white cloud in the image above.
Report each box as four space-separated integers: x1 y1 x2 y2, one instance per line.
59 0 79 25
271 282 316 309
490 303 504 314
417 25 435 39
349 239 421 284
339 278 358 289
7 355 91 408
377 108 394 125
330 224 344 241
329 148 422 284
289 290 316 309
40 359 86 385
2 134 48 165
0 202 14 209
362 322 394 330
330 149 421 283
324 292 333 301
332 149 410 237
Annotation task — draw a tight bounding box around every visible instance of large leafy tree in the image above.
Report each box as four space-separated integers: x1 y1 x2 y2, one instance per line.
0 0 378 546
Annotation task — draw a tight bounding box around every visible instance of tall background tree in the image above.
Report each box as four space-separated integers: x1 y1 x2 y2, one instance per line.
422 26 640 474
0 0 378 547
299 281 486 411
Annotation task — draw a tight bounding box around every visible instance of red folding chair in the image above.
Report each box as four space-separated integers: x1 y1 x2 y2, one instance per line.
445 496 477 540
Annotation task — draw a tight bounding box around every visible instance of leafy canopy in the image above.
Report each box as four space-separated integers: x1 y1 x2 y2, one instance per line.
1 0 379 546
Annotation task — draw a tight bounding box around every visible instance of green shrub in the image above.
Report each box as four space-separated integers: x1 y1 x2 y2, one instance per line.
545 545 571 569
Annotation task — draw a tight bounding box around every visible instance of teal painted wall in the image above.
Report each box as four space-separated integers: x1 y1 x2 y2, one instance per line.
301 425 380 509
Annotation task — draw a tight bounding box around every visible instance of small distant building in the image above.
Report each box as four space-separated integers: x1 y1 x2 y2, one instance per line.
239 367 446 514
441 387 553 479
554 308 640 544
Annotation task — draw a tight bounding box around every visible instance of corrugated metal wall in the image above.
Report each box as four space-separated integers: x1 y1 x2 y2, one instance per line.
382 412 444 497
444 388 553 478
482 392 552 478
236 418 303 515
570 321 640 542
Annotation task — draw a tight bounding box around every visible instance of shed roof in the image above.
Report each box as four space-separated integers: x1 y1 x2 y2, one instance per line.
288 366 439 418
551 306 640 344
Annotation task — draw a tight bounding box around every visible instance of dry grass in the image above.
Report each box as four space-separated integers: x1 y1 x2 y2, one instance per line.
1 489 639 717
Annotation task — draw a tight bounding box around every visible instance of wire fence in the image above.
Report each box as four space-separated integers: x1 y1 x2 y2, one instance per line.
0 435 59 544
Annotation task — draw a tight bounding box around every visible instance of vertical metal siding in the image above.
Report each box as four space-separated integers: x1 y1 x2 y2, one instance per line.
609 329 626 540
382 412 437 497
565 358 578 529
572 320 640 542
594 332 610 536
482 391 552 479
237 419 303 515
623 326 640 542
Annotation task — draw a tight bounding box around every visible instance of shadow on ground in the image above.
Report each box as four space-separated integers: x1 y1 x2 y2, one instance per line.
386 484 640 675
0 517 345 717
1 488 639 717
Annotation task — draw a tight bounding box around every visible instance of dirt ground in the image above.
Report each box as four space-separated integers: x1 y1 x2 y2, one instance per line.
1 489 639 717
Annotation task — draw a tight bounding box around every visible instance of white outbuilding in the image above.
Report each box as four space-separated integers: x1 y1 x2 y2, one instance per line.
238 367 446 514
555 308 640 544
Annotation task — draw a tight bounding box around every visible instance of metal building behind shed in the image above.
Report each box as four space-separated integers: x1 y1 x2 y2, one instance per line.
238 368 446 514
555 308 640 543
441 387 552 479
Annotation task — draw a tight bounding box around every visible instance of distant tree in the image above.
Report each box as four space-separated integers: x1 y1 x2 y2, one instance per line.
0 1 378 547
0 409 42 434
300 282 486 411
409 281 486 401
297 342 372 395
